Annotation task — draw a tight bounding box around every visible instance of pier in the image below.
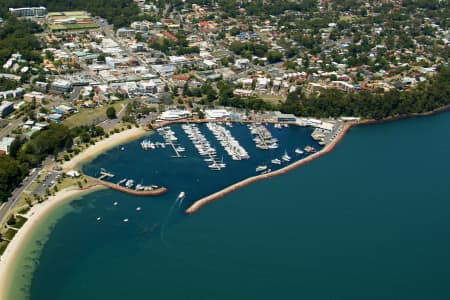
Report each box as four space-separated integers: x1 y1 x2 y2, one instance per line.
98 171 115 180
168 140 183 158
90 176 168 196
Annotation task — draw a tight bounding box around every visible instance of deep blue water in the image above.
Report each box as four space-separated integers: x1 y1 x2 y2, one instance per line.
8 115 450 300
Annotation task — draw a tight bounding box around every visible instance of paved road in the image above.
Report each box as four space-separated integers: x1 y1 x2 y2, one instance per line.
0 157 53 226
98 103 127 131
0 118 22 140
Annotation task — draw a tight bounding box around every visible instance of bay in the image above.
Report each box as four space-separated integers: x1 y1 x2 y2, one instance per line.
8 113 450 300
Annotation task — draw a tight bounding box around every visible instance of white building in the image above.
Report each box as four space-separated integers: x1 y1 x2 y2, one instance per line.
0 137 15 154
159 110 191 120
205 109 230 120
9 6 47 17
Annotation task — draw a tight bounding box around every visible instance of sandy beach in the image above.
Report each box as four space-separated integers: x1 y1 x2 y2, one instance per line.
0 185 104 300
0 127 148 299
62 127 148 171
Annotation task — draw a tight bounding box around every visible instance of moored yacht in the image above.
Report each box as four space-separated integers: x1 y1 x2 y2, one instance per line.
282 151 291 162
295 148 304 154
256 165 268 172
271 158 281 165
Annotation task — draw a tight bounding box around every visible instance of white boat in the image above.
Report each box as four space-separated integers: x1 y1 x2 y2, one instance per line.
125 179 134 188
113 202 118 206
271 158 281 165
136 207 141 211
177 191 185 199
256 165 268 172
295 148 304 154
96 217 101 221
282 151 291 162
262 168 272 174
123 218 129 222
117 178 127 185
120 147 125 151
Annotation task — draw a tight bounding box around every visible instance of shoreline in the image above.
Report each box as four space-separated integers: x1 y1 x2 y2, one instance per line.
0 126 148 299
186 121 353 214
0 105 449 298
0 185 104 300
185 103 450 214
62 127 148 171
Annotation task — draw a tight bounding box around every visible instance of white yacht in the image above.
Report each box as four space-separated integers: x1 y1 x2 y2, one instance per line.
256 165 268 172
271 158 281 165
295 148 304 154
282 151 291 162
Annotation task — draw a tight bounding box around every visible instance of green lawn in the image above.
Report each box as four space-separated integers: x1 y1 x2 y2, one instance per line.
257 93 285 104
3 228 18 241
0 240 9 255
63 101 128 128
10 216 28 230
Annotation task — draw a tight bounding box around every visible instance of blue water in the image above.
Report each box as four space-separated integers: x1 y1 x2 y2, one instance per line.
83 123 320 210
8 115 450 299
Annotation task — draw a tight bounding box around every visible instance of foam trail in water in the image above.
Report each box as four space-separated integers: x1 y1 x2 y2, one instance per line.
160 197 180 249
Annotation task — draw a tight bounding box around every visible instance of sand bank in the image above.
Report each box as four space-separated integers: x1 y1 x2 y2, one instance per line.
62 127 148 171
0 185 104 300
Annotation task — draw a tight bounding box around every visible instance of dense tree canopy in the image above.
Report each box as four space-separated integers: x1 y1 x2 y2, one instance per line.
0 0 140 28
0 78 19 91
18 123 71 165
0 155 27 203
0 17 42 65
280 67 450 119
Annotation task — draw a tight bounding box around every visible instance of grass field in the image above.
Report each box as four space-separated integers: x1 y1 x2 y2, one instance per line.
49 23 99 31
3 228 18 241
257 93 285 104
63 100 128 128
0 241 9 255
9 216 28 230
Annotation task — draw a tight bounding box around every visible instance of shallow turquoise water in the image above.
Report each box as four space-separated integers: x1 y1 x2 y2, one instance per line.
9 115 450 299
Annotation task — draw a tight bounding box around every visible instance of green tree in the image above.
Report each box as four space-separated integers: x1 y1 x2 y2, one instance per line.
106 106 117 119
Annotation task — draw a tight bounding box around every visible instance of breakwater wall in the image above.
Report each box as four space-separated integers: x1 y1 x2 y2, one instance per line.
185 122 354 214
86 176 168 196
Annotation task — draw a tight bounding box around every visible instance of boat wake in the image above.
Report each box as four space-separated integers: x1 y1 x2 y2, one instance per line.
160 192 185 249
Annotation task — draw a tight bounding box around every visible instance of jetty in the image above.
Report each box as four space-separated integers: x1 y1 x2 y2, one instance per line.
89 176 168 196
98 171 115 180
168 140 183 158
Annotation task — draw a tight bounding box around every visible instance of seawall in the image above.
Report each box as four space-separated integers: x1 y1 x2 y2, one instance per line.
86 176 168 196
185 122 354 214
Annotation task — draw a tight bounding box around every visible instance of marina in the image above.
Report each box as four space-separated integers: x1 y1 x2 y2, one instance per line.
206 122 250 161
248 123 279 150
182 123 225 170
80 121 329 206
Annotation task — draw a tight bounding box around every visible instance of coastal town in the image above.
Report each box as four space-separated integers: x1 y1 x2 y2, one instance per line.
0 0 449 297
0 0 449 250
